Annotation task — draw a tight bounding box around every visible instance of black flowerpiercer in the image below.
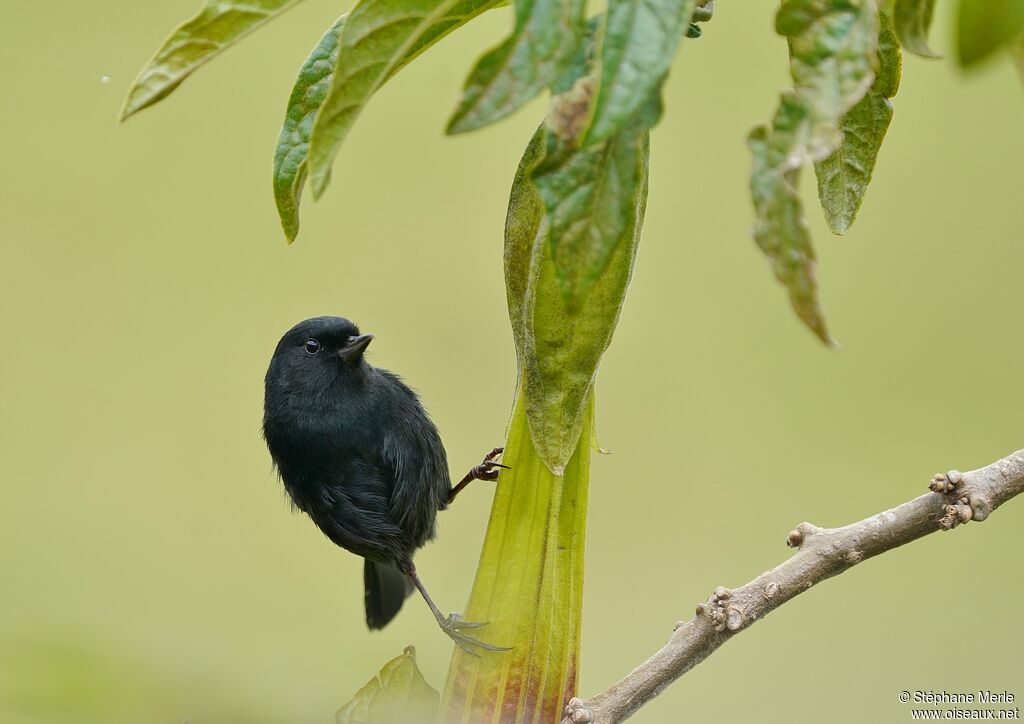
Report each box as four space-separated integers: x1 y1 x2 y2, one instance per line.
263 316 508 653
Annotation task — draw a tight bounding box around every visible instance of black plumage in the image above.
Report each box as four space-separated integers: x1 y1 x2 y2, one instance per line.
262 316 507 650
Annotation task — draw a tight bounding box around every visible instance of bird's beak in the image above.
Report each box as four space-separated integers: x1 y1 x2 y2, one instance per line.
338 333 374 362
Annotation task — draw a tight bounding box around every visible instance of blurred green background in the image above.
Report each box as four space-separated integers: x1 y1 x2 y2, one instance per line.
1 2 1022 723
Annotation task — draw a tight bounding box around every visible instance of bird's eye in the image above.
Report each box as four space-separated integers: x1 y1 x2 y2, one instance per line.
304 338 322 355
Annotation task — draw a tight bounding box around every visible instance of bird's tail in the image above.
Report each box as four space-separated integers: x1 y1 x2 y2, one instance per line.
363 560 414 630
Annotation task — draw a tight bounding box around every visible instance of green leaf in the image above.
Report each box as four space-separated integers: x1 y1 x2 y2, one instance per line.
581 0 696 145
492 19 653 469
872 4 904 99
307 0 501 199
957 0 1024 66
778 0 879 160
750 94 831 344
446 0 584 134
503 110 649 472
336 647 439 724
273 15 346 242
894 0 940 57
120 0 307 120
748 0 879 342
815 7 902 234
534 95 658 314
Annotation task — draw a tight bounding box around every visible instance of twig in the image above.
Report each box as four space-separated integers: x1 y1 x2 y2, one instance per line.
562 448 1024 723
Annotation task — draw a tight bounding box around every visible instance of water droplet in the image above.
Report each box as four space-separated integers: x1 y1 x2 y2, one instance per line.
100 75 111 84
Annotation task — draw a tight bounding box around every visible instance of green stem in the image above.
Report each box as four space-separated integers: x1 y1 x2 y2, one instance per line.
440 388 592 722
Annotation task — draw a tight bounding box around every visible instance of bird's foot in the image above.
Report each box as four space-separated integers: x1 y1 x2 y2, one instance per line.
448 447 510 504
471 446 509 482
440 612 510 656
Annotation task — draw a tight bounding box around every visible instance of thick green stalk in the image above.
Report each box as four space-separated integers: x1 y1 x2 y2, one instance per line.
440 389 592 722
440 21 650 721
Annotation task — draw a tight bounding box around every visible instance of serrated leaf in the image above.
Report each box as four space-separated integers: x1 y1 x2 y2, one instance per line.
336 647 438 724
815 8 902 233
272 16 346 242
307 0 501 199
750 94 831 344
121 0 307 120
581 0 696 145
447 0 584 134
957 0 1024 66
894 0 940 57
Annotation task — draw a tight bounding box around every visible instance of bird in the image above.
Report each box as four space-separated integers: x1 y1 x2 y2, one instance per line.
262 316 508 653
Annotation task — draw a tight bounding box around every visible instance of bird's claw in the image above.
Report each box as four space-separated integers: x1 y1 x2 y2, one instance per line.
473 446 509 482
441 613 511 655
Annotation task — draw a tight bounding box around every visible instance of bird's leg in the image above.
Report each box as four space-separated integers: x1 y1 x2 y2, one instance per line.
405 566 510 655
448 446 509 503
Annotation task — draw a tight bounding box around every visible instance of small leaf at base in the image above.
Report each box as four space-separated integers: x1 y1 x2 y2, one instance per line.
336 647 438 724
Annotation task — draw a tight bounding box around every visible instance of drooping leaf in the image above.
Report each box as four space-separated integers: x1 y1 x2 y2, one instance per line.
749 0 879 343
750 94 831 344
815 7 902 233
777 0 879 160
121 0 307 120
336 647 439 724
581 0 696 145
447 0 584 134
273 16 346 242
307 0 502 198
957 0 1024 66
813 85 894 235
893 0 940 57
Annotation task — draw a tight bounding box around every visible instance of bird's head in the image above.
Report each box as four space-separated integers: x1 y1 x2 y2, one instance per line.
267 316 374 393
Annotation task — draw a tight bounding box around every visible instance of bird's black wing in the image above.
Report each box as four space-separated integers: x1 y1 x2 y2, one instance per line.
375 370 451 548
298 458 413 565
